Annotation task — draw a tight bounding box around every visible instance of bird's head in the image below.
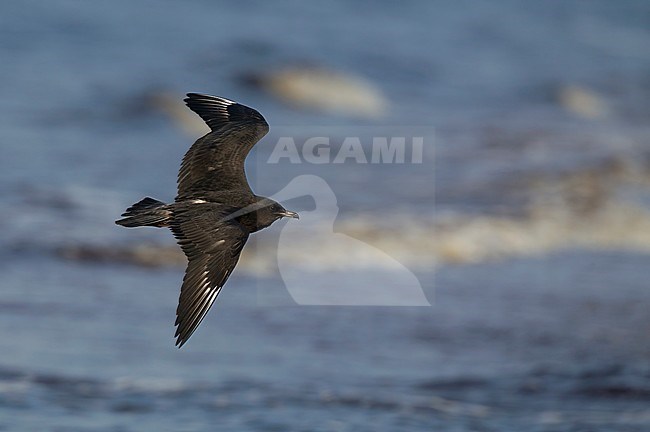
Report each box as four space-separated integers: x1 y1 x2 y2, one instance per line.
246 199 298 232
268 201 300 221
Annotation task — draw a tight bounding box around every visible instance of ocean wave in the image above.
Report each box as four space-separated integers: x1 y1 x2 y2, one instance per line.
2 364 649 426
49 196 650 272
6 154 650 270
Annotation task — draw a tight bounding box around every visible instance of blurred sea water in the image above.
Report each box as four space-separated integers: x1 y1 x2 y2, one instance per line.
1 1 649 431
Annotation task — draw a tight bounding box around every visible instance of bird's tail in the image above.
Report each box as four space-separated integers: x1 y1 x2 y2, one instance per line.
115 197 172 228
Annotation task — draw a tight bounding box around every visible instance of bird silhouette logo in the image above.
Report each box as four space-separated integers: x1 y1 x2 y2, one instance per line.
272 175 430 306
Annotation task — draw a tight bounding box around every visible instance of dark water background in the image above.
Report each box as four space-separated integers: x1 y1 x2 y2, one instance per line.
1 1 650 431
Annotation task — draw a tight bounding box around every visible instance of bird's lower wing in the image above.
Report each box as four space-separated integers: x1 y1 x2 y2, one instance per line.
170 205 248 347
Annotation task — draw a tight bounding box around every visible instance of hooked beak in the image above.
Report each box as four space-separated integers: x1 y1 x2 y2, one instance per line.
278 210 299 219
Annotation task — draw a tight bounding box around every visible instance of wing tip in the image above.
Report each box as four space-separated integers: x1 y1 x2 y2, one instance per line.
183 92 268 129
174 324 190 348
184 92 255 131
184 92 235 107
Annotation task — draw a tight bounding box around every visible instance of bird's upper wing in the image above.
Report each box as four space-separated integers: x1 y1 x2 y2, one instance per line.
177 93 269 198
170 204 249 347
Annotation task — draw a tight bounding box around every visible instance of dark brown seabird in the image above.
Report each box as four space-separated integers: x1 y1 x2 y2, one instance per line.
116 93 298 348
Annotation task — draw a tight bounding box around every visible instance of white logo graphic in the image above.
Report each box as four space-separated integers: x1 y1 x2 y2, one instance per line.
272 175 430 306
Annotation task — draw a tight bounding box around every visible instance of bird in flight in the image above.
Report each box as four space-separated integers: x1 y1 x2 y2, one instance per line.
116 93 299 348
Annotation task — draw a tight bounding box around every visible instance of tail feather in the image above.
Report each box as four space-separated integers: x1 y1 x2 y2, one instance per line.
116 197 171 228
